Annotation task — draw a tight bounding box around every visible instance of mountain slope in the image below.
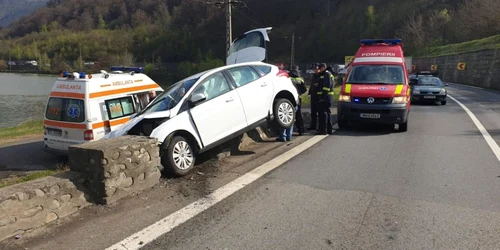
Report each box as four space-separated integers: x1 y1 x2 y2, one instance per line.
0 0 48 27
0 0 499 74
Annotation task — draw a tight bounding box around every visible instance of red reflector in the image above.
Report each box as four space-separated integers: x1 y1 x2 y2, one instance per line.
277 70 289 78
84 130 94 141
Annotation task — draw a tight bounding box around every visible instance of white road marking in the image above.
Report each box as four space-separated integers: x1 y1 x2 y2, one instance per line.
106 135 329 250
449 95 500 162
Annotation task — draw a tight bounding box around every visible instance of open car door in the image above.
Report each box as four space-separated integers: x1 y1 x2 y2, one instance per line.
226 27 272 65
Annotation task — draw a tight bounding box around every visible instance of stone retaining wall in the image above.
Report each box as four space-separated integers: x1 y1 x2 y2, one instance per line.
0 172 91 242
68 135 161 205
413 49 500 89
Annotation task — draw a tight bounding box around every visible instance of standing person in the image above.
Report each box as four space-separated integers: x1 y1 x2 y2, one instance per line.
316 63 334 135
308 63 320 131
289 67 307 136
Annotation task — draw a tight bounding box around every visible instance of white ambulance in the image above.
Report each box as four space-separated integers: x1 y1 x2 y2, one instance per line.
43 67 163 155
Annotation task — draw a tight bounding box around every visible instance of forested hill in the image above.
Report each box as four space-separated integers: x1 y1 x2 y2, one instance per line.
0 0 499 73
0 0 48 27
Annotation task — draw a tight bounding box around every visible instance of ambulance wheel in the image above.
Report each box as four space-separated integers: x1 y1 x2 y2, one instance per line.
337 119 348 129
399 120 408 132
273 98 295 129
161 136 196 177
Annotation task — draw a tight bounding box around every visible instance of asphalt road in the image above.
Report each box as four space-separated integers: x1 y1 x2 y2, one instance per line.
0 136 64 179
141 83 500 250
3 82 500 250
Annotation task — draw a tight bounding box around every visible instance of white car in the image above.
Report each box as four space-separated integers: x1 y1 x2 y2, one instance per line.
105 27 299 176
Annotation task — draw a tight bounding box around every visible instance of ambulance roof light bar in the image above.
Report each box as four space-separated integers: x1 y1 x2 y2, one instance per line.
360 39 403 46
110 66 144 74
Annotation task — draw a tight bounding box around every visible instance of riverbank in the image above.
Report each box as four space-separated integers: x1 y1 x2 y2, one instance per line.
0 120 43 141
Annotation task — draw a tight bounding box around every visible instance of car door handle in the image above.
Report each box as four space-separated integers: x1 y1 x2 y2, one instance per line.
226 97 234 103
261 82 268 87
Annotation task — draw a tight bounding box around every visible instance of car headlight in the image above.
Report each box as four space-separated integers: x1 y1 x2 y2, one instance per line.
440 88 446 95
392 96 408 104
338 94 351 102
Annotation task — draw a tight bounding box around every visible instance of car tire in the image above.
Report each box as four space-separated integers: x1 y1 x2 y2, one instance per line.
399 120 408 132
441 100 447 105
273 98 295 129
338 118 348 129
161 136 196 177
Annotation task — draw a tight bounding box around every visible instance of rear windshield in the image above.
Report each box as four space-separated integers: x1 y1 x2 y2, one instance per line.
347 65 405 84
45 98 85 123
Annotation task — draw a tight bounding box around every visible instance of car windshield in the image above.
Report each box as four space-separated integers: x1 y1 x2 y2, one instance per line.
417 77 444 86
346 65 405 84
136 75 201 115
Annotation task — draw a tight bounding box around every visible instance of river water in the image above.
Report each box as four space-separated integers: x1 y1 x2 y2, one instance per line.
0 73 56 128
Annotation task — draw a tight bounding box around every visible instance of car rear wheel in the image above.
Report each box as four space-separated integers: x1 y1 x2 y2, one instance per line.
441 100 447 105
161 136 196 177
273 98 295 129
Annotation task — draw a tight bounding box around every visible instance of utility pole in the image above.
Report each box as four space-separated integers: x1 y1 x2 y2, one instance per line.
290 33 295 69
208 0 242 56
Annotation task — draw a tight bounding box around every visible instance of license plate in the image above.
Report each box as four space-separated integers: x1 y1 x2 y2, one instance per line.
424 95 436 99
360 113 381 119
48 130 61 137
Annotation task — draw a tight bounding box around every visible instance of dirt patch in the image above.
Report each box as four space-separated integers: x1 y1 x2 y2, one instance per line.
0 134 43 147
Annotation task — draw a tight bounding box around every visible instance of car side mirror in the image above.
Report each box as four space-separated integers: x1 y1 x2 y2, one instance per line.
189 93 207 106
409 79 418 86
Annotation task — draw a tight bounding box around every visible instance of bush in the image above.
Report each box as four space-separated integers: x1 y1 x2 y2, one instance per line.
0 59 7 70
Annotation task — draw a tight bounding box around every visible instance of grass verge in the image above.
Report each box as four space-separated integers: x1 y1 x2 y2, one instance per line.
0 120 44 139
415 34 500 58
0 164 69 189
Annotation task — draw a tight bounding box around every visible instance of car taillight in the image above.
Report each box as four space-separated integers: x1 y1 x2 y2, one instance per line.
84 130 94 141
277 70 289 78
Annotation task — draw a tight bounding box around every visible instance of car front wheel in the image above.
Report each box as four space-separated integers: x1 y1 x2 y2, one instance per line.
273 98 295 129
161 136 196 177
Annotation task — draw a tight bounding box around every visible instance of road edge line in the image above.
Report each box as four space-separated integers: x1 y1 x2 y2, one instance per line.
448 94 500 162
106 135 329 250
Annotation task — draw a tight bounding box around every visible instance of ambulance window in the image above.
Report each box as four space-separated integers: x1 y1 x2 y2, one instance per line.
45 98 85 123
105 96 136 119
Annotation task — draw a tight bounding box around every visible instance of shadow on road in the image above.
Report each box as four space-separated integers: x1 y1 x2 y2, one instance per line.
333 123 398 137
0 140 67 179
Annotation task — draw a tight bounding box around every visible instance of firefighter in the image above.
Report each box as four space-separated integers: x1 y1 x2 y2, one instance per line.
316 63 334 135
308 63 321 131
289 66 307 135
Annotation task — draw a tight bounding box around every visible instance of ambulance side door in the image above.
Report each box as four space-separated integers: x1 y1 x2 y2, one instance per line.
104 95 138 132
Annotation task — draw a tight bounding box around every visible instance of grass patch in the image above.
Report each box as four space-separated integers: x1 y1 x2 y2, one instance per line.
415 34 500 58
0 164 69 189
0 120 44 139
301 86 341 105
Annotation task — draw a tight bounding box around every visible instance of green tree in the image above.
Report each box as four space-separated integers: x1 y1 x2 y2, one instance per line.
365 5 377 37
97 14 106 29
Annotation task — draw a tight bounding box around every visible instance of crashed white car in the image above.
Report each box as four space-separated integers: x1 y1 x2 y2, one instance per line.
105 27 299 176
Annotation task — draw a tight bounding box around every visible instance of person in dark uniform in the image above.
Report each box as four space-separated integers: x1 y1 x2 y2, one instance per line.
308 63 321 131
289 67 307 135
316 63 334 135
